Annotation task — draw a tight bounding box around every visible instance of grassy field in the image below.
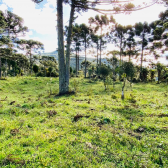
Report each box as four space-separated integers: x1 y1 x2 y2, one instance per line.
0 77 168 168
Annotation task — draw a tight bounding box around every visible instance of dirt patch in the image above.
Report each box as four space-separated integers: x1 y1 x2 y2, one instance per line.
47 110 57 118
135 127 145 133
128 132 142 140
149 113 168 117
3 154 25 166
10 101 15 105
73 114 90 122
10 129 19 136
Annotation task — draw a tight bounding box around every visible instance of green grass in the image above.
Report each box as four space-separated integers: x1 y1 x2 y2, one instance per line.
0 77 168 167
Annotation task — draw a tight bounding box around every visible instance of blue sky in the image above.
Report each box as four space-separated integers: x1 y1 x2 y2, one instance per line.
0 0 167 56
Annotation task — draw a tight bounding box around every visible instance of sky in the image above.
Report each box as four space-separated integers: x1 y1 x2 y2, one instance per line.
0 0 167 58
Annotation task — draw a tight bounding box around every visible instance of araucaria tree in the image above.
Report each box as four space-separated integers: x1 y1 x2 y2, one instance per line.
0 10 28 78
89 15 115 67
0 10 7 78
125 25 137 62
31 0 167 95
80 23 91 78
69 23 81 77
135 22 151 78
16 39 44 75
113 24 127 66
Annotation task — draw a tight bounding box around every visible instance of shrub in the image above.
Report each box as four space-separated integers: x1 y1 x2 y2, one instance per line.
140 68 149 82
121 62 135 82
37 72 44 77
99 65 110 90
33 64 39 76
149 69 155 82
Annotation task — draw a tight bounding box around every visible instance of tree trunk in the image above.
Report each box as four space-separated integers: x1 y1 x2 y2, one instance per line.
158 70 161 83
57 0 67 94
100 37 102 67
140 30 145 81
84 37 87 78
76 47 77 77
97 43 99 74
119 36 123 80
121 78 125 100
119 36 123 66
6 29 9 77
129 47 131 62
65 3 75 90
30 54 32 75
0 57 1 78
78 48 79 74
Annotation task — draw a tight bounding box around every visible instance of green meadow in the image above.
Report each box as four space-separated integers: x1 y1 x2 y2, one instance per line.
0 77 168 167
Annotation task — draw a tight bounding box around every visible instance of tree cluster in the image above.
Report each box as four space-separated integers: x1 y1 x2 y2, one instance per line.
0 10 45 78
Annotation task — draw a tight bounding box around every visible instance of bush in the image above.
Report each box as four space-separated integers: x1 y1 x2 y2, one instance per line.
149 69 155 82
140 68 149 82
33 64 39 75
99 65 110 79
121 62 135 81
37 72 45 77
46 70 58 77
99 65 110 90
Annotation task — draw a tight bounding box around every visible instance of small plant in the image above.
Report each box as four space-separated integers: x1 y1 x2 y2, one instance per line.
99 65 110 90
99 117 111 124
121 73 126 100
128 94 136 103
72 79 79 92
24 80 28 84
104 76 113 90
87 86 93 96
111 94 117 99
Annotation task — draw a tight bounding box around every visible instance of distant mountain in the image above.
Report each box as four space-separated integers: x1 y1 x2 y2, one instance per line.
42 50 58 59
41 50 108 69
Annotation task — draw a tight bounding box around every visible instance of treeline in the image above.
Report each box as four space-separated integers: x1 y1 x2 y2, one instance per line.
0 9 168 82
64 9 168 83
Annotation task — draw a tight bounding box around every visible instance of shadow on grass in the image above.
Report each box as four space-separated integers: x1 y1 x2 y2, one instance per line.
81 80 99 85
54 91 76 99
116 107 145 119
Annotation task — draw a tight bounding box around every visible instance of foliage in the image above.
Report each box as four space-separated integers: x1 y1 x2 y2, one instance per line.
99 65 110 90
121 62 136 81
81 60 91 69
140 68 149 82
48 67 53 77
99 65 110 79
149 69 156 82
33 64 39 75
16 39 44 74
156 63 165 83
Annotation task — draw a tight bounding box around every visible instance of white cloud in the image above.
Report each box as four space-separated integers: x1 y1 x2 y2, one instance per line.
19 34 57 53
114 3 167 26
0 3 8 12
75 2 167 26
2 0 57 35
1 0 58 51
